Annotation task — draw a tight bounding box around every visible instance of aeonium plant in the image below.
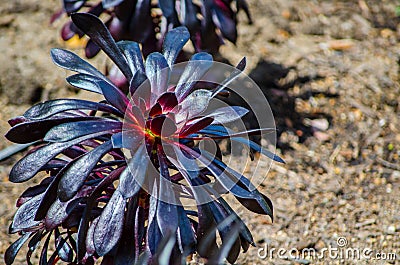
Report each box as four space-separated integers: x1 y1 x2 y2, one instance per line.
5 13 282 265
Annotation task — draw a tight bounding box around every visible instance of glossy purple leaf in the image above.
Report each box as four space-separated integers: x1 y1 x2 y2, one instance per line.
111 129 144 150
179 117 214 137
211 1 237 43
39 231 52 265
157 92 178 112
209 106 249 125
35 170 66 221
149 103 162 117
210 155 274 218
180 0 200 31
156 151 178 236
85 38 102 58
0 143 32 162
63 0 85 13
44 198 81 230
85 217 99 257
211 57 246 97
11 194 43 233
217 198 254 250
95 79 130 112
5 232 32 265
94 190 126 256
54 229 74 262
51 48 105 79
213 223 241 264
117 145 148 198
147 185 163 256
135 206 146 259
117 41 145 75
162 26 190 67
16 180 50 207
9 131 115 183
27 230 45 264
71 13 132 80
114 197 137 265
5 116 99 144
66 73 104 94
77 167 124 261
175 52 213 102
175 89 211 124
177 206 196 255
128 0 153 42
24 99 122 120
196 203 218 259
196 126 275 140
61 21 76 41
207 203 241 264
58 141 113 202
102 0 124 9
231 137 285 163
146 52 170 103
44 120 121 143
129 70 149 95
150 116 177 137
159 0 179 25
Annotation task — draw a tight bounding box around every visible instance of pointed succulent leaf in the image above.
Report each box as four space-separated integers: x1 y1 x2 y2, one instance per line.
231 137 285 163
176 89 212 124
5 117 99 144
44 120 121 143
211 57 246 97
128 0 153 42
58 141 113 202
145 52 170 103
177 206 196 255
11 194 43 233
209 106 249 125
102 0 124 9
55 235 74 262
117 41 145 74
71 13 132 80
175 52 213 102
9 130 116 183
117 145 148 198
23 99 122 120
66 73 104 94
51 48 105 79
157 92 178 112
94 190 126 256
211 2 237 43
147 186 163 255
162 26 190 67
179 117 214 137
150 116 177 137
5 232 32 265
44 198 81 230
114 198 138 265
156 152 178 235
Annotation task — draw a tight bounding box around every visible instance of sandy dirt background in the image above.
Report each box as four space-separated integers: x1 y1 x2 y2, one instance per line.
0 0 399 264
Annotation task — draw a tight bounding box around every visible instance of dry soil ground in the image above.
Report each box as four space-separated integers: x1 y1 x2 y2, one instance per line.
0 0 399 264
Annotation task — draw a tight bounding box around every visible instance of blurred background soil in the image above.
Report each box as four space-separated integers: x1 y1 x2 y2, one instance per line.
0 0 399 264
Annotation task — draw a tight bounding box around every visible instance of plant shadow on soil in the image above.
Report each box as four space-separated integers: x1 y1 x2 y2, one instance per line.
222 59 337 154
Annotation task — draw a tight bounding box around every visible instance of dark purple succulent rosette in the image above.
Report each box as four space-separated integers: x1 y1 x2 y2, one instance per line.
5 13 281 265
54 0 252 58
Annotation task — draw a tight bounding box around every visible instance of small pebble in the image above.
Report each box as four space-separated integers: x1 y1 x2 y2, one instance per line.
387 225 396 235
